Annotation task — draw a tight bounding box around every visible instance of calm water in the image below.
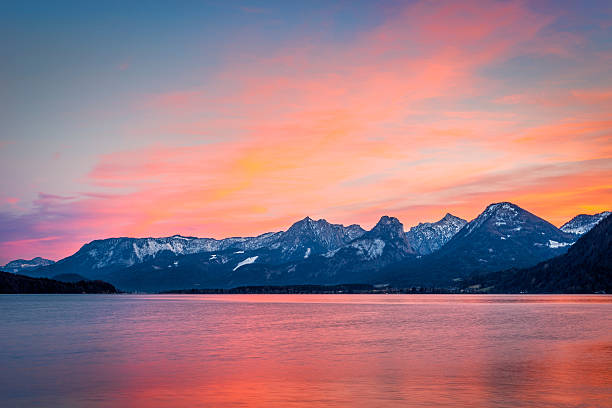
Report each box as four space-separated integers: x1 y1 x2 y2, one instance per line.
1 295 611 407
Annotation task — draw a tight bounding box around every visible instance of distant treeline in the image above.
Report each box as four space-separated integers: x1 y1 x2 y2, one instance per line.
161 284 453 294
0 271 118 294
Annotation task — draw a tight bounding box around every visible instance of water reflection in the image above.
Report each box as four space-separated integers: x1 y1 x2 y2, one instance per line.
0 295 610 407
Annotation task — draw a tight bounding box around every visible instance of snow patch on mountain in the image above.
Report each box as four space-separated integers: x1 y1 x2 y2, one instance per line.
351 239 385 260
323 248 340 258
133 240 184 261
548 240 571 249
233 256 258 271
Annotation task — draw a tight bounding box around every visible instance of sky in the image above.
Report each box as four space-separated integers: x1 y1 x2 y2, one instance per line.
1 0 611 263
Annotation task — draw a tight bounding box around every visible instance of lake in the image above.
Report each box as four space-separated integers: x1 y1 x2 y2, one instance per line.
1 294 611 407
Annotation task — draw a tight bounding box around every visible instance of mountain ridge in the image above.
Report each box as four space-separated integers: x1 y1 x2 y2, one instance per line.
560 211 611 236
24 217 365 282
2 257 55 274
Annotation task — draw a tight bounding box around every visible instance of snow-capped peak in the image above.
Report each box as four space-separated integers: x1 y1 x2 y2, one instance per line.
464 202 522 236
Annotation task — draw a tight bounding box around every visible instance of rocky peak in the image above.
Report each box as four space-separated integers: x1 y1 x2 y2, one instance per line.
286 216 328 235
368 216 406 240
442 213 463 222
406 213 467 255
280 217 366 257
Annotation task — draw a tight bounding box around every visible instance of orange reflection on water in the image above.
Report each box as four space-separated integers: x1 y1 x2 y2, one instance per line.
97 295 612 407
1 295 610 407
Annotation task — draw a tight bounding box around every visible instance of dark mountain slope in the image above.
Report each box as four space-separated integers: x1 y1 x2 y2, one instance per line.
52 273 89 283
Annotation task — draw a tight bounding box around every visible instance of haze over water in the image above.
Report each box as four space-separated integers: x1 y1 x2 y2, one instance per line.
1 294 611 407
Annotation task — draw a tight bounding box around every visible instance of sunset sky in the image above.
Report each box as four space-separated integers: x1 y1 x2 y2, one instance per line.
1 0 611 263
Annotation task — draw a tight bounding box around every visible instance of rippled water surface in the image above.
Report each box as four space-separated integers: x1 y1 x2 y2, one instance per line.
1 294 611 407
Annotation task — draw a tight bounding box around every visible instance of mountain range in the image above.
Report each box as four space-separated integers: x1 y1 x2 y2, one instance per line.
5 202 609 292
